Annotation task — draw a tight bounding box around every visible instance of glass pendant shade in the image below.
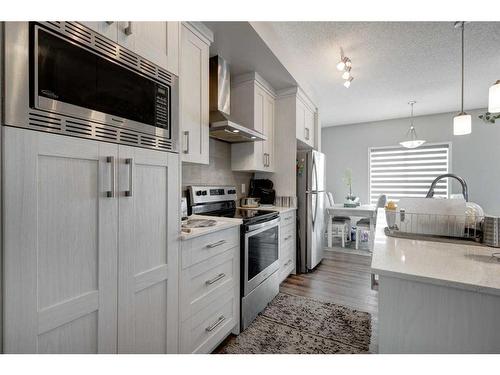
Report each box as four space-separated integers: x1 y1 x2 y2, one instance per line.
400 126 426 149
400 101 425 149
453 113 472 135
488 80 500 113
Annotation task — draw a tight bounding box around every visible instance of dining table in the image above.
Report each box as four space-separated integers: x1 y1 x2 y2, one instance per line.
326 204 378 248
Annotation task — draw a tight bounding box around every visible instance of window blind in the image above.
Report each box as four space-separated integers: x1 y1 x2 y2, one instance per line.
369 144 450 204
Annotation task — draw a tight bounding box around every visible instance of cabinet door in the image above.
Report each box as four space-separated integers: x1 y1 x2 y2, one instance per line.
305 107 315 147
180 24 209 164
296 99 306 143
3 127 118 353
78 21 118 41
117 145 179 354
117 21 179 74
263 94 275 171
254 85 266 170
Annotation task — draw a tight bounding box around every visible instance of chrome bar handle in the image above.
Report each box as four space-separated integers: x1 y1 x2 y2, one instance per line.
124 21 133 36
106 156 115 198
205 273 226 285
125 158 133 197
183 131 190 154
206 239 226 249
205 316 225 332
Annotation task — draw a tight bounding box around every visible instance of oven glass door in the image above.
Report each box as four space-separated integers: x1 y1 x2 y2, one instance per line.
33 25 169 132
244 221 280 296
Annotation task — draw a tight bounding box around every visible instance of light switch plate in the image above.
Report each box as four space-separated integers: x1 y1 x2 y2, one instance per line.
241 183 246 194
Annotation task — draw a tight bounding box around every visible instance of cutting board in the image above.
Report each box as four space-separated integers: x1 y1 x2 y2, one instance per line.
396 197 466 237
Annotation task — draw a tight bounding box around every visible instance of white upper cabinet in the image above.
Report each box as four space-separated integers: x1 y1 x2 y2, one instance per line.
231 73 276 172
78 21 180 75
180 22 213 165
293 89 316 149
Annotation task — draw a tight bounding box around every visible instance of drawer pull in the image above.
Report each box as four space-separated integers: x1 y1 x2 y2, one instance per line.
284 235 292 241
206 240 227 248
205 315 225 332
285 259 293 267
206 273 226 285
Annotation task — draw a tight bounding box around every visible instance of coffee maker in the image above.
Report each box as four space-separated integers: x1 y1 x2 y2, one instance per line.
248 178 276 205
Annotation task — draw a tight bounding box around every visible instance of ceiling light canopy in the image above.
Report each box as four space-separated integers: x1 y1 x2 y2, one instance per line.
453 21 471 136
488 80 500 113
400 101 426 149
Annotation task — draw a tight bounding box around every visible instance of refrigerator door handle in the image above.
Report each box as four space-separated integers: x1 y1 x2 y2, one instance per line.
311 156 319 230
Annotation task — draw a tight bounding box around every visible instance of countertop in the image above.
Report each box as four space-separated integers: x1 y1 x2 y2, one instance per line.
237 205 297 214
371 208 500 296
180 215 242 241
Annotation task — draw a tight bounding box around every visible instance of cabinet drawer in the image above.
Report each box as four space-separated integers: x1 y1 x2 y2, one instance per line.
280 242 295 266
180 247 238 320
181 226 240 269
280 226 295 249
279 255 295 283
280 210 296 226
180 288 237 354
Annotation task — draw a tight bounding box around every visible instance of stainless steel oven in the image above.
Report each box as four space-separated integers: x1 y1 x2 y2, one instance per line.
3 22 178 152
241 216 280 330
243 218 280 296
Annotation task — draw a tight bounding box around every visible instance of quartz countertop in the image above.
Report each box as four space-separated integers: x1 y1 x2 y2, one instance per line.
180 215 242 241
371 208 500 296
237 206 297 214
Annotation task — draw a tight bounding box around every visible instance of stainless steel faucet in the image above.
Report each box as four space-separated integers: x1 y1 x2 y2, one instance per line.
426 173 469 202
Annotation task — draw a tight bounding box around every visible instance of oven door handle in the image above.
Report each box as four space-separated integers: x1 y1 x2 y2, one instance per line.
246 217 280 233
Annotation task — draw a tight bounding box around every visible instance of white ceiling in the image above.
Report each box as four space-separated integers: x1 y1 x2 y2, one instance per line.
251 22 500 127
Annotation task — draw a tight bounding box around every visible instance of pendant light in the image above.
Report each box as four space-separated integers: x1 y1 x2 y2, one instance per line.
453 21 471 135
400 101 426 149
488 80 500 113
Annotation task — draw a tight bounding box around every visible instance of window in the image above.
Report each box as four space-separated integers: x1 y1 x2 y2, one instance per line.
369 143 450 204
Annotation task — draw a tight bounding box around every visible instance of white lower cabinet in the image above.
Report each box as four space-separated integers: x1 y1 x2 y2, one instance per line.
278 210 297 283
180 226 240 353
2 127 179 353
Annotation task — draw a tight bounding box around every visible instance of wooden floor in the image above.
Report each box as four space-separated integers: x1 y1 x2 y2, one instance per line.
281 249 378 352
215 249 379 353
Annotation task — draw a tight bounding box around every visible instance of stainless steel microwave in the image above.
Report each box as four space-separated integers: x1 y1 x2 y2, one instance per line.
3 22 178 152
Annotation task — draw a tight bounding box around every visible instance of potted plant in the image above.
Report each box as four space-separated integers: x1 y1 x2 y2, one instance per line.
343 168 359 207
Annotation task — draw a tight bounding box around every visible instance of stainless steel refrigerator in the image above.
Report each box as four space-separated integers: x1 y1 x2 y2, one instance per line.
297 150 326 273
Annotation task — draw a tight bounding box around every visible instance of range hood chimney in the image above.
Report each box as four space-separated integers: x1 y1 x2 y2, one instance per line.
209 55 266 143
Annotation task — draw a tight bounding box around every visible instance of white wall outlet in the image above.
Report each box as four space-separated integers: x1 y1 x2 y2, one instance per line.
241 183 246 194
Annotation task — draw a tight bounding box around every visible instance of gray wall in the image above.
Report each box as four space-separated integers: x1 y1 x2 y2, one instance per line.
182 138 253 198
322 108 500 215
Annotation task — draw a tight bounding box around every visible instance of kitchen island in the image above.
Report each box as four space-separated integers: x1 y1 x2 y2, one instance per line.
371 209 500 353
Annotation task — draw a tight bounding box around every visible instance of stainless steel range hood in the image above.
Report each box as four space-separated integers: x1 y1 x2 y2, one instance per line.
209 55 266 143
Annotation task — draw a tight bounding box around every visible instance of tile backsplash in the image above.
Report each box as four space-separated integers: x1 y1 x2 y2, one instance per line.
182 138 253 198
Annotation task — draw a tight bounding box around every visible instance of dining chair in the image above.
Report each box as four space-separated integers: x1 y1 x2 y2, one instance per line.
326 192 351 247
355 194 387 250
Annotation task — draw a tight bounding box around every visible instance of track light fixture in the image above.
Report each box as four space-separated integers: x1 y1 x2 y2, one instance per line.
336 53 354 88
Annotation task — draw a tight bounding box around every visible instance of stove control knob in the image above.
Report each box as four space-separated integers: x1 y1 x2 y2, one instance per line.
196 191 203 196
228 189 236 194
201 190 207 196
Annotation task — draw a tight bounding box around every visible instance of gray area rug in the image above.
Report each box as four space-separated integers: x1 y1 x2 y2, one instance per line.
218 292 371 354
